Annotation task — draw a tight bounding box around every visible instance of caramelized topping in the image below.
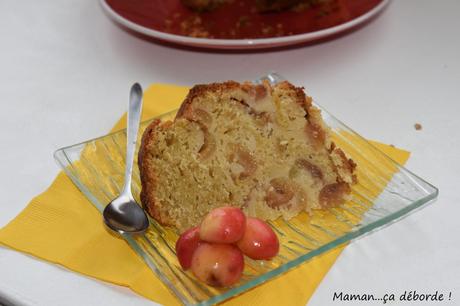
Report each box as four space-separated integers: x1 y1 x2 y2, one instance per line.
328 141 336 153
253 84 268 101
319 182 350 208
330 148 357 184
333 148 357 174
265 178 295 209
242 83 268 102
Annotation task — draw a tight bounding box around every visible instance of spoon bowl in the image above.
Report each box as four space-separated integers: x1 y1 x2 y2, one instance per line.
103 196 149 234
103 83 149 234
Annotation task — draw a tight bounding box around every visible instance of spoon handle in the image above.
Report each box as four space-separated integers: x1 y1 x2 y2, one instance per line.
122 83 143 197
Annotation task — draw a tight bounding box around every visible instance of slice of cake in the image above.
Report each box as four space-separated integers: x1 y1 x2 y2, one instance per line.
139 81 357 231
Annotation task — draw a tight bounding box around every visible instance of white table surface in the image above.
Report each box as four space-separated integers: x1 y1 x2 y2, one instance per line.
1 0 459 305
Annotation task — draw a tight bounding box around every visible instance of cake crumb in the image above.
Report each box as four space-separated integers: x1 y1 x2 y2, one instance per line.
414 123 422 131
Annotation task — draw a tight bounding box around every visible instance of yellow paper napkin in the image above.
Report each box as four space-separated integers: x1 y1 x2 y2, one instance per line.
0 84 410 306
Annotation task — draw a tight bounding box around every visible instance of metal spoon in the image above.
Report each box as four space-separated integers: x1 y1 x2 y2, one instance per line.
103 83 149 234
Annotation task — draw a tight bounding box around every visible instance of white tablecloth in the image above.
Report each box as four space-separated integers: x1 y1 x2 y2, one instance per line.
1 0 459 305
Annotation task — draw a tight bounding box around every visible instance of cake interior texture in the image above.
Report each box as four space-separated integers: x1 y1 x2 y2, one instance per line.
139 81 356 231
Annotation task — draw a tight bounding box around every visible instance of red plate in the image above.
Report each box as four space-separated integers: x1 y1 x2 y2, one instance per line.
101 0 389 49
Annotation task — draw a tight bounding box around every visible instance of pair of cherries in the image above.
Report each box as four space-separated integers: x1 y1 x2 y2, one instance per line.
175 207 279 287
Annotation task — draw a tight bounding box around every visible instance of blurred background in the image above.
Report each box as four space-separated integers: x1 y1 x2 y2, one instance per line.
0 0 459 305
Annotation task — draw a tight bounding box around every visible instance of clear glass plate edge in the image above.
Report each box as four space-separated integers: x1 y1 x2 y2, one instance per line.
53 148 192 304
53 73 439 306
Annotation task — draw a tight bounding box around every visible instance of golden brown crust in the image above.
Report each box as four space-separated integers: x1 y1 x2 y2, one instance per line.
176 81 241 119
334 148 357 180
274 81 311 111
138 119 175 226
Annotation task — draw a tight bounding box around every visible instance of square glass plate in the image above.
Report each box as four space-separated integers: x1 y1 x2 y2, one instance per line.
54 74 438 306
